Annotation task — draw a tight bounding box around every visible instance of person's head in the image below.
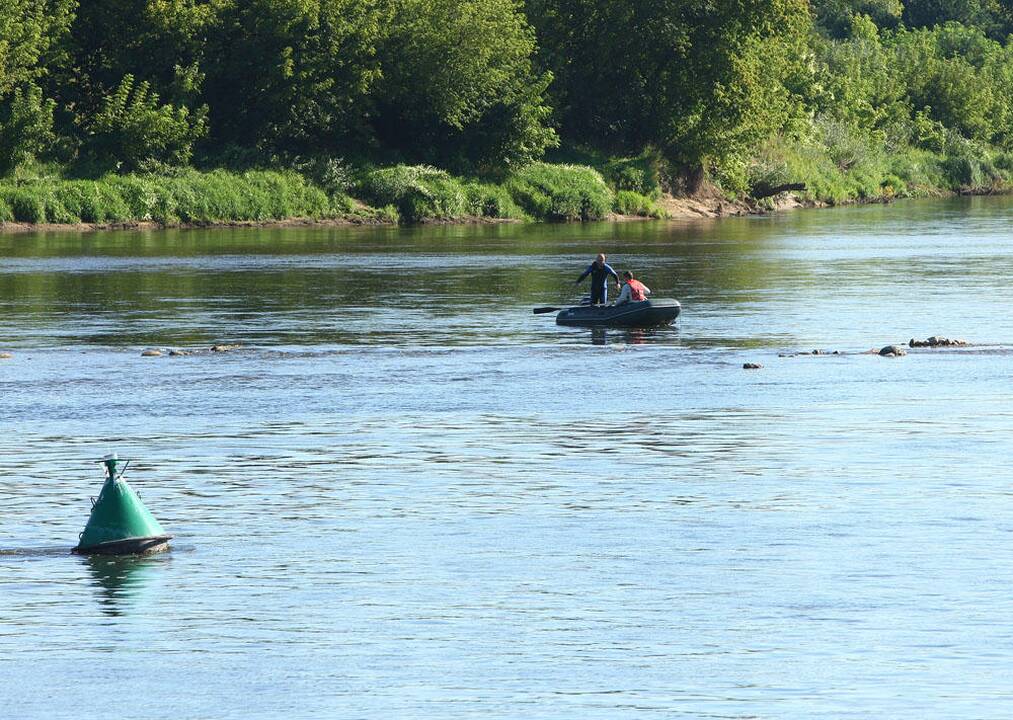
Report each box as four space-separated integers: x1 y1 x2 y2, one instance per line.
595 253 606 265
622 270 634 281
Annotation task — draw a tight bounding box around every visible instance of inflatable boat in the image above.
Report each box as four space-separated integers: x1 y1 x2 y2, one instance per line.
555 298 681 328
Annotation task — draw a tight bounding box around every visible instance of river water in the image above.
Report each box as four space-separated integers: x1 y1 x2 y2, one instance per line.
2 197 1013 718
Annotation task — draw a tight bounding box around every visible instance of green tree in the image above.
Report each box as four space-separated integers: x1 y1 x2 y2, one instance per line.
65 0 215 105
811 0 903 37
86 74 208 168
0 85 56 173
202 0 386 156
0 0 74 171
371 0 557 173
528 0 813 191
903 0 1013 39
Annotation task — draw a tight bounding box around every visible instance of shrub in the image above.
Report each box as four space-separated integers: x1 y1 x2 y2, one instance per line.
43 193 77 223
463 182 526 219
0 84 56 174
1 187 47 223
87 74 209 170
357 165 469 222
613 189 665 218
504 163 613 221
602 152 663 196
0 197 13 222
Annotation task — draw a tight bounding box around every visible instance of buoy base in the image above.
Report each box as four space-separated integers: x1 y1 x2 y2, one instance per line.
73 534 172 556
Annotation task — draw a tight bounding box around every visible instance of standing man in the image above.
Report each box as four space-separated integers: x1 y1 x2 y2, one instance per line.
575 253 620 305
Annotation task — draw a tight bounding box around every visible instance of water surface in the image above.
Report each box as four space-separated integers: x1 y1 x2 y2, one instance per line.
3 197 1013 718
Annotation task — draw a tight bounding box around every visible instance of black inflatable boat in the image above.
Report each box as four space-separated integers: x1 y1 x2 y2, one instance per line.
555 298 681 327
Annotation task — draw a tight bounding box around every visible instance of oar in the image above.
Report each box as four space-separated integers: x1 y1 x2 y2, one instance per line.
533 306 562 314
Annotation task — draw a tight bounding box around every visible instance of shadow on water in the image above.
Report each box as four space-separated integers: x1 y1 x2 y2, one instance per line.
80 553 169 616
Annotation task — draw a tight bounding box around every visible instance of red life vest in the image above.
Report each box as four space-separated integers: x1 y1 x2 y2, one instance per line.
628 279 648 302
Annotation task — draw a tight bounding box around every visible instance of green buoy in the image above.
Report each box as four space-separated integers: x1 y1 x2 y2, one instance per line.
73 454 172 556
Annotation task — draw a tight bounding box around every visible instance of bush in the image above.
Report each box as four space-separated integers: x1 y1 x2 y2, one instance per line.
463 182 526 219
357 165 470 222
602 152 663 196
504 163 613 221
0 84 56 174
87 74 209 170
613 190 665 218
0 197 13 222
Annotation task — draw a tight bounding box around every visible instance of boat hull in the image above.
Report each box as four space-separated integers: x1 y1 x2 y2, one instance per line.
555 299 681 328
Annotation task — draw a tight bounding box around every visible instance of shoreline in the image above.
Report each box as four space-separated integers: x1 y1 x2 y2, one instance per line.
0 188 1005 235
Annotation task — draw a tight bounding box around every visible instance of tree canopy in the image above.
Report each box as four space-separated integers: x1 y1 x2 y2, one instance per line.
3 0 1013 194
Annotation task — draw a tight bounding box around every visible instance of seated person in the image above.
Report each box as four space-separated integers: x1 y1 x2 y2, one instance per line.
615 270 651 305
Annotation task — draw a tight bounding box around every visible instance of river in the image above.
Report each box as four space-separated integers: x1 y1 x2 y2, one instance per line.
2 196 1013 718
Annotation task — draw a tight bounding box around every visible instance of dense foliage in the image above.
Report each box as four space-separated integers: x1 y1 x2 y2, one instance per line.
3 0 1013 223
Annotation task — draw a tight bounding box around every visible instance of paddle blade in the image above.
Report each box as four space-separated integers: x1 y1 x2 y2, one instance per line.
533 306 561 314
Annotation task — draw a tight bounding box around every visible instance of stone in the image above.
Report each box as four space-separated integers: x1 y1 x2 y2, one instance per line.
141 349 162 357
168 349 190 356
879 345 906 357
210 344 241 353
743 362 763 369
0 352 12 359
909 336 968 348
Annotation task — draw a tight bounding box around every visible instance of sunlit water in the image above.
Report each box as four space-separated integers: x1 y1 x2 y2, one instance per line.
2 197 1013 718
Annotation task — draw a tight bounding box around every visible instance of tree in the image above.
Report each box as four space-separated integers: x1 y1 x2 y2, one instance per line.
371 0 556 173
810 0 903 37
86 74 208 169
62 0 215 114
202 0 386 157
528 0 813 191
0 0 74 171
903 0 1013 40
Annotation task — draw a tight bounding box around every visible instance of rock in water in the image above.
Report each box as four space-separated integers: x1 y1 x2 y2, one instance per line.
0 352 12 359
909 336 968 348
743 362 763 369
879 345 907 357
141 349 162 357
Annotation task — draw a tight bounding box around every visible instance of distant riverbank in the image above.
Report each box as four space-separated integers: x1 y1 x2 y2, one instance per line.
2 161 1009 234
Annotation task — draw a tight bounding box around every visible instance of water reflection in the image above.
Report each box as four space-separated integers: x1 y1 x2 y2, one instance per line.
81 553 166 616
586 327 674 345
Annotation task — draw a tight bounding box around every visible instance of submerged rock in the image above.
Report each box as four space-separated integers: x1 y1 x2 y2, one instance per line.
743 362 763 369
210 344 242 353
909 336 967 348
879 345 907 357
778 349 841 358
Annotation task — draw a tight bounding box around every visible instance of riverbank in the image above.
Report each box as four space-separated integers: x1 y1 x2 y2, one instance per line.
2 159 1010 234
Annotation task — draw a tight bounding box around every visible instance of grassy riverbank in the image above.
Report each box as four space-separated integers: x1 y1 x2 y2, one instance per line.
0 162 666 228
1 143 1010 231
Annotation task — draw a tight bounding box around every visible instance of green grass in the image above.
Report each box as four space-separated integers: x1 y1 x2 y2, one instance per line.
0 196 15 223
504 162 614 221
0 169 342 224
548 147 665 197
613 189 666 218
748 125 1013 205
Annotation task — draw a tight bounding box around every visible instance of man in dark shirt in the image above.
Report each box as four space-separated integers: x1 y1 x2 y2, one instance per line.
575 253 620 305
